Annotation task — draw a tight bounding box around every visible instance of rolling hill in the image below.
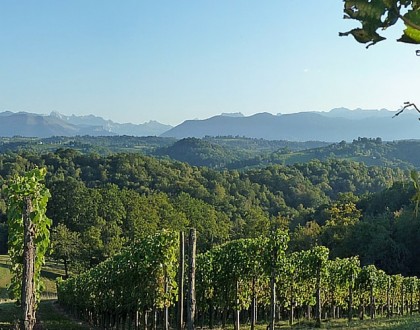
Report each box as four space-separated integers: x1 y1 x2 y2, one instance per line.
161 109 420 142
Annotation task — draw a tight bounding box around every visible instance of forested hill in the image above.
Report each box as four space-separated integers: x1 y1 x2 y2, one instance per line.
6 135 420 171
1 149 419 277
269 138 420 170
153 137 329 168
154 137 420 170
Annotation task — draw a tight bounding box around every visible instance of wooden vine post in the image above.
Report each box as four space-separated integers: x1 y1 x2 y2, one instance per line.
269 256 276 330
6 168 52 330
348 274 354 322
187 228 196 330
178 231 185 330
267 230 289 330
21 197 36 330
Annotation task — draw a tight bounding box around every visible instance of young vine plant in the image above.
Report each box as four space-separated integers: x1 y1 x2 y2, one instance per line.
5 167 52 304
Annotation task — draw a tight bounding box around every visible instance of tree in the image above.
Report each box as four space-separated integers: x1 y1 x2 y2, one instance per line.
5 168 52 330
341 1 420 47
320 201 361 257
50 224 81 278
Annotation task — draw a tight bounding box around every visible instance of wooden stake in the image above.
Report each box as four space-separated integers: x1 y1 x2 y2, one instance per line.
21 197 36 330
187 229 196 330
178 232 185 330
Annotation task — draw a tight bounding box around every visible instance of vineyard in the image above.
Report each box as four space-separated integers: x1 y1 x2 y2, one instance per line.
57 230 420 329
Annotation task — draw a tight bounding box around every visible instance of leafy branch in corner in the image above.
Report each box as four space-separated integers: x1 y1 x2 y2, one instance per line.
340 1 420 48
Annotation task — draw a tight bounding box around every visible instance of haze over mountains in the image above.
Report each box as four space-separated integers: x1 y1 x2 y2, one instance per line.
1 108 420 141
162 108 420 142
0 111 172 138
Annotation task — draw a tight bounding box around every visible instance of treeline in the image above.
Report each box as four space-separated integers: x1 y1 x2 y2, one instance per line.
1 149 419 277
274 138 420 170
153 137 420 170
0 136 327 163
6 136 420 171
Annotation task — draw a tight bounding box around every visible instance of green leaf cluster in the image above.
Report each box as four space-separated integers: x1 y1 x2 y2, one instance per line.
57 230 179 319
4 168 51 304
341 0 420 46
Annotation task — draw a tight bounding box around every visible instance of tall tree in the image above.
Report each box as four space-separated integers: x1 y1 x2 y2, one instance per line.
50 224 81 278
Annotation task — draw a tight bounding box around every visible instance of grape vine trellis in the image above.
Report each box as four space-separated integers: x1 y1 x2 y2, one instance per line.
57 230 179 329
5 168 52 330
57 230 420 329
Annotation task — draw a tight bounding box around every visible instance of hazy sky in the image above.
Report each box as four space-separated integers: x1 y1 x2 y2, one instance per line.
0 1 419 125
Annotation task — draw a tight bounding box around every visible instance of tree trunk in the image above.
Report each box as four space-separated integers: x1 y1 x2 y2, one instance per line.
21 197 36 330
187 229 196 330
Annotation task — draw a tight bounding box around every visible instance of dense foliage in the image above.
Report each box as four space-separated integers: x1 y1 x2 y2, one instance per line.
2 134 420 279
4 168 52 307
0 146 419 278
8 136 420 171
57 231 178 328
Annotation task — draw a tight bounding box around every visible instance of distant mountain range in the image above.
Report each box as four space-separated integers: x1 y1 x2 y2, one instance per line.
0 111 173 137
1 108 420 141
161 108 420 142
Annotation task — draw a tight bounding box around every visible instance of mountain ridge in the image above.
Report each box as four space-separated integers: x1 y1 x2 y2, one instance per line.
1 108 420 141
161 108 420 142
0 111 172 137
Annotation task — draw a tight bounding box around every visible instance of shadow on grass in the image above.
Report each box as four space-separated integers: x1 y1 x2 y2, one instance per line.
282 316 420 329
0 300 90 330
40 268 63 281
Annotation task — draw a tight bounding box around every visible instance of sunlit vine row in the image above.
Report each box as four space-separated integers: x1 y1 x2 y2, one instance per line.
57 230 178 328
58 229 420 328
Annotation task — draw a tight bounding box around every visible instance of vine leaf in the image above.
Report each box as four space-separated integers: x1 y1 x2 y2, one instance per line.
341 0 420 45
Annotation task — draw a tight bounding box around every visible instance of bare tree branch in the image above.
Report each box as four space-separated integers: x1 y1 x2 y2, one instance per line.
392 102 420 118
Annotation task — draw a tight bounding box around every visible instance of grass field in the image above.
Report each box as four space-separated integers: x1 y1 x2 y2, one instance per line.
0 255 91 329
0 255 64 301
0 299 91 329
0 255 12 300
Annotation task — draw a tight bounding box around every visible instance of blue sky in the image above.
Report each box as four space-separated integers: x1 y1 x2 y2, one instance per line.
0 1 419 125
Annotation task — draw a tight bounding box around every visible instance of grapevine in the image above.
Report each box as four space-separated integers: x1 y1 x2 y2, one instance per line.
5 167 52 329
